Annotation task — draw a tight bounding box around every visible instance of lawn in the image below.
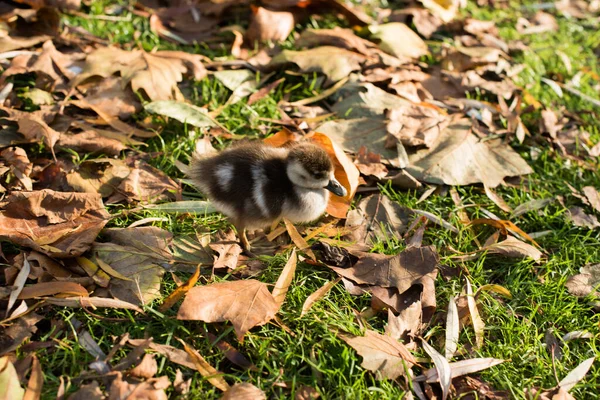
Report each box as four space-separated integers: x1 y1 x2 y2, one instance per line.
2 0 600 399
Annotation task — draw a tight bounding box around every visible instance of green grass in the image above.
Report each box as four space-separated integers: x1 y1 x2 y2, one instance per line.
24 0 600 398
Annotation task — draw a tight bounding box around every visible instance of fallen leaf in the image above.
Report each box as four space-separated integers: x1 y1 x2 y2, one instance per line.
301 277 341 316
179 339 229 392
73 76 141 120
94 227 170 305
158 266 200 313
445 296 459 360
22 355 42 400
344 194 412 244
385 301 422 341
387 104 449 148
369 23 429 60
66 381 102 400
355 146 389 179
0 190 109 258
316 118 400 166
329 246 439 293
44 296 143 312
108 372 170 400
0 357 25 400
269 46 366 83
109 159 180 204
296 27 375 56
421 339 451 400
309 132 360 219
415 358 505 382
128 339 195 370
330 82 411 120
246 6 295 43
209 230 243 270
145 100 216 129
420 0 460 22
339 329 416 379
566 263 600 298
406 119 533 188
272 249 297 309
465 278 485 349
568 206 600 228
66 159 131 197
214 69 258 105
18 281 88 299
0 107 60 154
128 353 158 379
582 186 600 213
559 357 595 391
1 40 81 89
512 198 554 217
222 383 266 400
72 47 206 101
177 280 278 341
57 130 128 156
6 258 30 318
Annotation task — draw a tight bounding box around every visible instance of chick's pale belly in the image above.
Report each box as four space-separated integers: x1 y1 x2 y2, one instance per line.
282 188 329 223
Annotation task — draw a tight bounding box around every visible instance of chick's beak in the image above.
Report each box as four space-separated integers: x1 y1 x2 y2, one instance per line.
325 178 347 197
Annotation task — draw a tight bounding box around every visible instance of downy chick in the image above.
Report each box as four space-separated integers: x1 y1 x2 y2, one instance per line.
189 141 347 255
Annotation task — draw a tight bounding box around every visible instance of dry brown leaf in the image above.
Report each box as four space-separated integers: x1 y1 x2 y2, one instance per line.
385 301 423 341
73 77 141 120
44 296 143 312
108 372 170 400
66 159 131 197
269 46 366 84
128 353 158 379
1 40 81 89
301 277 341 316
0 107 60 154
0 356 25 400
470 218 538 246
296 27 375 56
94 227 170 305
0 190 109 258
369 23 429 60
23 354 42 400
567 206 600 228
222 383 266 400
485 236 542 261
339 329 416 379
72 47 206 101
18 281 88 299
329 246 438 293
484 185 512 213
177 280 278 341
66 381 103 400
1 147 33 191
108 159 180 204
209 230 243 270
566 263 600 298
386 104 449 148
246 6 295 43
180 339 229 392
57 129 127 156
310 132 360 219
0 8 59 53
128 339 195 370
158 266 200 313
406 119 533 188
272 249 297 309
344 194 412 244
355 146 389 179
582 186 600 213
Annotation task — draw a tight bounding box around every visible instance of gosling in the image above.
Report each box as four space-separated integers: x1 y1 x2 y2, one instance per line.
189 141 347 256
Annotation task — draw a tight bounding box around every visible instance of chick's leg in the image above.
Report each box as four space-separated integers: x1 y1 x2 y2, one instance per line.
239 228 257 258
